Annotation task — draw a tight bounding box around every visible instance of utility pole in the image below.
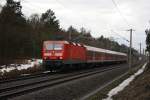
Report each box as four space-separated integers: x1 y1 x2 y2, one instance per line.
139 43 142 61
143 48 145 55
127 29 135 72
139 43 141 56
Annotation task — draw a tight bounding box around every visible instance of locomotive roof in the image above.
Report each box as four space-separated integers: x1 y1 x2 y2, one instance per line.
85 45 127 56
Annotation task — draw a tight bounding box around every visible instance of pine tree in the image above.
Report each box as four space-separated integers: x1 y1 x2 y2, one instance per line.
0 0 32 64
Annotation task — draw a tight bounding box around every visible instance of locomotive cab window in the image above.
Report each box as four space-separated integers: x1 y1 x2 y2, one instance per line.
44 43 63 50
45 44 53 50
54 44 63 50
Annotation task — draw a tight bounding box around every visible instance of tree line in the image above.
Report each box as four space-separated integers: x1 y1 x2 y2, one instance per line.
0 0 137 64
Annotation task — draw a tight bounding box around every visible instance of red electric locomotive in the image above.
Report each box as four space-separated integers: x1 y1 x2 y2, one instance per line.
42 41 86 70
42 40 127 70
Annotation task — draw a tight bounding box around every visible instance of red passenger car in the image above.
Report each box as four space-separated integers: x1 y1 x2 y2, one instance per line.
85 45 127 63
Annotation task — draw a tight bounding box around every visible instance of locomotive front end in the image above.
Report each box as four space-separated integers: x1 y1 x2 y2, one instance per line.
42 41 64 70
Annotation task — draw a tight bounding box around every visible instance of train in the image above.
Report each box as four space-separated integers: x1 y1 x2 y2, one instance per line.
42 40 127 71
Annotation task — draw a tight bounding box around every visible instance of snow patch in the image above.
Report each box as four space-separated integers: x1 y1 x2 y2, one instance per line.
0 65 6 68
43 71 50 73
0 59 43 75
103 63 147 100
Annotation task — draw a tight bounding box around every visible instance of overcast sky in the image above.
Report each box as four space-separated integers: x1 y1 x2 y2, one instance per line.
1 0 150 52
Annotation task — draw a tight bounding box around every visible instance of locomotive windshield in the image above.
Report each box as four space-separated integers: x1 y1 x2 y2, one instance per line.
54 44 63 50
45 43 63 50
45 44 53 50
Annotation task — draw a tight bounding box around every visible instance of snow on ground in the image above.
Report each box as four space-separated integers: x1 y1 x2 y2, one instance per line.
103 63 147 100
0 59 43 75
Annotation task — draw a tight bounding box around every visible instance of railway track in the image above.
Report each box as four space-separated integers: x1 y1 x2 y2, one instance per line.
0 64 126 99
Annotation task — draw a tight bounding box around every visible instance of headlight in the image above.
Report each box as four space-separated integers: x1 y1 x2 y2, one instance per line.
59 57 63 59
